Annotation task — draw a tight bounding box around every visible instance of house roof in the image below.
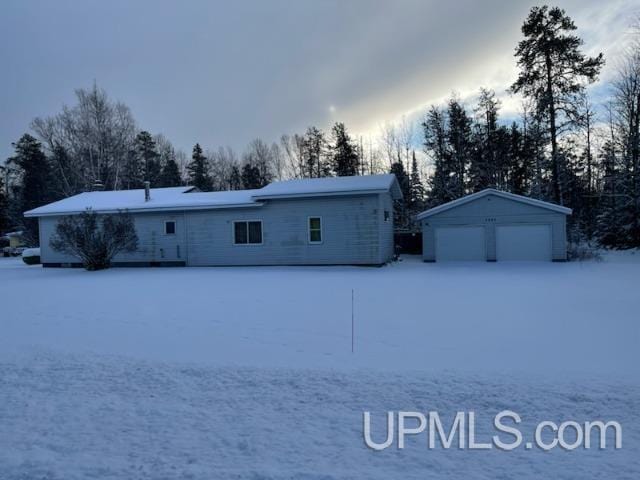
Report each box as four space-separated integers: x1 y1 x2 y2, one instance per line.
416 188 572 220
24 174 402 217
253 174 403 200
23 187 260 217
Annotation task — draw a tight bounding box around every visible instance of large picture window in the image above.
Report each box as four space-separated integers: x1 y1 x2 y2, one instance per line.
308 217 322 244
234 221 263 245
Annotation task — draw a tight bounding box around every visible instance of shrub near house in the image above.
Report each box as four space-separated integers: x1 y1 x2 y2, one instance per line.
49 210 138 270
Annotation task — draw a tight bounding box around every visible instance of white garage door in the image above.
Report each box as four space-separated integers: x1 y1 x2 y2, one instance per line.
496 224 552 261
435 226 486 261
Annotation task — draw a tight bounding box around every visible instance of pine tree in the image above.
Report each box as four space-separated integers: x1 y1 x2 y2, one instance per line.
330 123 359 176
609 43 640 247
446 97 472 198
121 148 142 190
302 127 329 178
507 123 529 195
158 158 182 187
511 6 604 204
8 134 54 244
408 151 425 215
390 160 410 230
229 165 242 190
134 131 161 185
187 143 213 191
0 168 9 234
422 106 453 205
241 163 262 189
469 88 501 192
595 140 623 247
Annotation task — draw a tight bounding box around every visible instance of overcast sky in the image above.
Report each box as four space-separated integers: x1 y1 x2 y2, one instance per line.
1 0 637 161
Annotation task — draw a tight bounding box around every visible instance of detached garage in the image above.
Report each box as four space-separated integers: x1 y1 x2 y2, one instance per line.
417 189 572 262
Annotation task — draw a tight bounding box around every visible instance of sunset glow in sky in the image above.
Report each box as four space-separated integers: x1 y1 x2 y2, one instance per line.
1 0 636 159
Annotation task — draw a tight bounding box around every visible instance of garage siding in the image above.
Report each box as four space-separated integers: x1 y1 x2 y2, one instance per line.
421 194 567 262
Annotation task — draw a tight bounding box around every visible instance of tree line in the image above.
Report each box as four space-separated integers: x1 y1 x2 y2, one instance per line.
1 5 638 250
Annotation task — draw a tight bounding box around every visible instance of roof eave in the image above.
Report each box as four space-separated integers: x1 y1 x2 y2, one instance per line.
24 202 264 218
252 189 391 201
416 189 572 220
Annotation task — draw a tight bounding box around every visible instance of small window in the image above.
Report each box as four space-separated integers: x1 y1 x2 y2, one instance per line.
384 210 390 222
234 221 262 245
308 217 322 243
165 221 176 235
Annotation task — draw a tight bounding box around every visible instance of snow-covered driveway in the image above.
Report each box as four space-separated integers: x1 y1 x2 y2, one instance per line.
0 255 638 478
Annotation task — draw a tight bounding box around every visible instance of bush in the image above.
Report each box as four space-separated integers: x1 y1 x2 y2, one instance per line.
567 241 602 262
50 209 138 270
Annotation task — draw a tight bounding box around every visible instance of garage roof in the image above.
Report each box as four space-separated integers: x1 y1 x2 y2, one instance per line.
416 189 572 220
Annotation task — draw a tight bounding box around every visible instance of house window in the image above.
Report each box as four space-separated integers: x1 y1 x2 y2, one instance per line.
165 221 176 235
384 210 390 222
308 217 322 243
234 221 262 245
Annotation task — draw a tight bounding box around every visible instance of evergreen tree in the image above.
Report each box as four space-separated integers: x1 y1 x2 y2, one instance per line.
187 143 213 191
595 140 623 247
446 97 472 199
469 89 497 191
229 165 242 190
7 134 54 244
507 123 529 195
241 163 263 189
302 127 329 178
522 114 549 199
609 43 640 247
390 160 410 230
408 151 425 215
0 167 9 234
469 88 507 192
511 5 604 204
134 131 161 185
121 147 142 190
330 123 359 176
158 158 182 187
422 106 453 205
49 144 75 197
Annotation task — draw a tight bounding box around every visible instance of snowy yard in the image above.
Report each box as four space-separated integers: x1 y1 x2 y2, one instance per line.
1 255 639 479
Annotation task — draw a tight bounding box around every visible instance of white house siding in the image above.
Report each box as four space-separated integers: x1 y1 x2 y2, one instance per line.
378 193 395 263
186 194 384 266
421 194 568 262
38 193 393 267
38 212 188 266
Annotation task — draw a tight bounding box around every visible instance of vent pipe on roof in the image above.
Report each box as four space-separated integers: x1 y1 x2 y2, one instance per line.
144 181 151 202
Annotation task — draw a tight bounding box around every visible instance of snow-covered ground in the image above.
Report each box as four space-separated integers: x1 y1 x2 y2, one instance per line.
1 254 639 478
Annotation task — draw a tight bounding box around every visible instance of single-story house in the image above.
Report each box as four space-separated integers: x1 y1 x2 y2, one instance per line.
417 189 572 262
24 174 402 267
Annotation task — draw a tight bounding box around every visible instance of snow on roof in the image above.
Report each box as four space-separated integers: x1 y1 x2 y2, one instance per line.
24 187 260 217
253 174 402 200
24 174 402 217
416 188 572 220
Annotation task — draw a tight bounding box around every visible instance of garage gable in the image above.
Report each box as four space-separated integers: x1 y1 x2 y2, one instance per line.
416 189 572 220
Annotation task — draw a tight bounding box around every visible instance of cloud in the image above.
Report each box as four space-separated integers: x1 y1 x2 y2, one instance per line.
0 0 636 162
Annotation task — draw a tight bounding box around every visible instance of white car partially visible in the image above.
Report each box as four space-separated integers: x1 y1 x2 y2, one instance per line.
21 247 41 265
